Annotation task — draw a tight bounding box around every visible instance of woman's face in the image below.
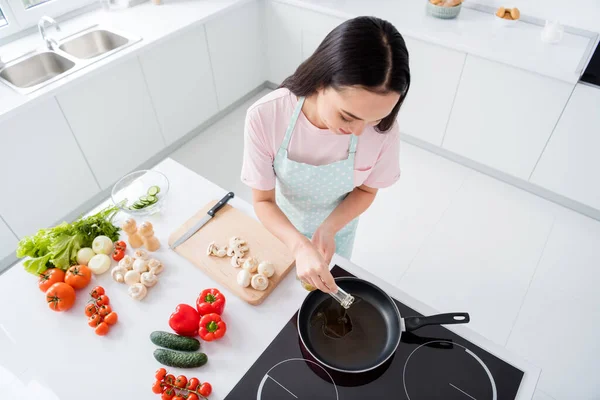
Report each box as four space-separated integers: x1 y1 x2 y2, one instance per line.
315 86 400 136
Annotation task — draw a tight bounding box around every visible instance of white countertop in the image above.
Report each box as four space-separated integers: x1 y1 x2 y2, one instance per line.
277 0 596 84
0 157 540 399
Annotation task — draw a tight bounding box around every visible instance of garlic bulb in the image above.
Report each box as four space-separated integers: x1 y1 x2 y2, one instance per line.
133 258 149 273
124 270 141 286
118 255 134 270
237 270 251 287
251 273 269 291
242 257 259 273
148 259 164 275
128 283 147 300
134 250 149 260
258 261 275 278
111 266 127 283
140 272 158 287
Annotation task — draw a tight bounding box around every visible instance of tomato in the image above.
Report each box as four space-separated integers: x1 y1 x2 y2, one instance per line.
172 396 184 400
186 394 199 400
164 374 175 385
90 286 105 299
174 375 187 388
95 295 110 306
155 368 167 381
115 241 126 250
88 313 102 327
95 322 110 336
112 248 125 261
152 380 164 394
161 388 175 400
85 303 98 317
186 378 199 391
198 382 212 397
46 282 76 312
38 268 65 292
98 304 112 317
65 265 92 290
104 312 118 325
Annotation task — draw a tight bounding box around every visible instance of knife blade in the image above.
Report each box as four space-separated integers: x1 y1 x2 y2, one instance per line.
170 192 235 249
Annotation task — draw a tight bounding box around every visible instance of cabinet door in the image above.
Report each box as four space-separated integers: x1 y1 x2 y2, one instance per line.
300 12 345 60
140 24 219 145
206 1 264 110
265 1 303 85
397 37 465 146
443 56 572 180
0 98 99 237
530 84 600 210
0 216 18 261
57 59 165 189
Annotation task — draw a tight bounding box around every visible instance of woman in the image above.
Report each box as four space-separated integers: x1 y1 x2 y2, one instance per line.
241 16 410 294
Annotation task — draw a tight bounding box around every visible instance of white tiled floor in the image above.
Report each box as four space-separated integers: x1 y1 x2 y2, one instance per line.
170 90 600 400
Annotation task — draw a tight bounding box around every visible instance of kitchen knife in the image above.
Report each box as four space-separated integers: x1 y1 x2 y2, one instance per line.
170 192 235 249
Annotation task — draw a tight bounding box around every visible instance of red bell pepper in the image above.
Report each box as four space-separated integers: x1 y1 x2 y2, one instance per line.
196 288 226 315
198 313 226 341
169 304 200 337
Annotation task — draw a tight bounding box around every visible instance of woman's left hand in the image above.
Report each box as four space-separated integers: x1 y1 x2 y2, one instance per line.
312 226 336 264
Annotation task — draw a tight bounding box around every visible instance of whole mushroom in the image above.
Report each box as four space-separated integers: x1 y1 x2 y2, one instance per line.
140 272 158 287
128 283 148 300
242 257 259 273
111 266 127 283
251 274 269 291
258 261 275 278
237 270 251 288
124 270 141 286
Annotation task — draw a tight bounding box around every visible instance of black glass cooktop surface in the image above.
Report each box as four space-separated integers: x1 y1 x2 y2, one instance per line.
226 266 524 399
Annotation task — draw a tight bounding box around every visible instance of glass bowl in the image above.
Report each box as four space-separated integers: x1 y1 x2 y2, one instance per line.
111 170 169 216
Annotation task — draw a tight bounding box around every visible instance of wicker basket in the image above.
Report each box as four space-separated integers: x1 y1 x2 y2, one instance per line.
426 1 462 19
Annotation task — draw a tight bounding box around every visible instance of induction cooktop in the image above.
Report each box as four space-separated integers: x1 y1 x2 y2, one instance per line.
225 266 524 399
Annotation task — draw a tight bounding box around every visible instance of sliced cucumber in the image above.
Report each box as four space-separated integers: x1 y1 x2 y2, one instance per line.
147 186 160 196
147 195 158 204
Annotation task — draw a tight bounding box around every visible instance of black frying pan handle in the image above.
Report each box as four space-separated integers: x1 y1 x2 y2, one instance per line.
403 313 470 332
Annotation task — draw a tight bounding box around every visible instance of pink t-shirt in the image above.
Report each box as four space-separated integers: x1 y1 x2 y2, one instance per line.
241 88 401 191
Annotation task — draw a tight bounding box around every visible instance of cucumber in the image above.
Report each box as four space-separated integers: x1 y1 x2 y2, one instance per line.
147 195 157 204
150 331 200 352
139 196 149 203
147 186 160 196
153 348 207 368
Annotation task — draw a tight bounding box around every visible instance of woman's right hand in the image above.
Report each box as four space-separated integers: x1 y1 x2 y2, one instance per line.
294 239 338 294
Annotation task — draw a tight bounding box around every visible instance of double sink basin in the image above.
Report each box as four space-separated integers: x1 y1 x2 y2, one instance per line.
0 25 142 94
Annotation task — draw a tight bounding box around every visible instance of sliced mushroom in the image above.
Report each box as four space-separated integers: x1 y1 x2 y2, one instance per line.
258 261 275 278
111 266 127 283
251 273 269 291
128 283 148 300
133 258 149 273
147 259 163 275
242 257 259 273
237 270 251 287
124 270 141 286
231 255 244 268
215 248 227 257
207 242 216 256
140 272 158 287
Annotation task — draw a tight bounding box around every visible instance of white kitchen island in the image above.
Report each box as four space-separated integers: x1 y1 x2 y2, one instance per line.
0 158 540 399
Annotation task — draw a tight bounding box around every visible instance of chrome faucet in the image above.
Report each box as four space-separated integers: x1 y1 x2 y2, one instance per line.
38 16 61 50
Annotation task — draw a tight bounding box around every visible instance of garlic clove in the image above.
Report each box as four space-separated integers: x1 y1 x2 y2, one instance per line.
242 257 259 273
124 270 141 286
251 273 269 291
140 272 158 287
258 261 275 278
237 270 251 287
128 283 148 300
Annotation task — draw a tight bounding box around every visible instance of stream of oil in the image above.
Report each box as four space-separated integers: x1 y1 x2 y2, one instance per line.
308 296 389 368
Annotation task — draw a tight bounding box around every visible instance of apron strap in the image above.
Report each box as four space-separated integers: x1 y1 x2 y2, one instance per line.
280 96 306 151
348 134 358 154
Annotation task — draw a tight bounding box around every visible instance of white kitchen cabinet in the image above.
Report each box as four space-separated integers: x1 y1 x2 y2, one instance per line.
299 13 345 60
0 98 99 237
0 216 18 261
206 1 264 110
530 84 600 210
397 36 465 146
140 25 219 145
57 59 165 189
443 56 573 180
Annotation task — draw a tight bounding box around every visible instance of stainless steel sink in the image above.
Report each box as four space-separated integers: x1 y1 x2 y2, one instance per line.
0 51 75 89
0 23 141 94
59 29 129 59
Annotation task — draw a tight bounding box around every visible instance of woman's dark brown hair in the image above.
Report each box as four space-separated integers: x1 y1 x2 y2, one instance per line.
280 16 410 132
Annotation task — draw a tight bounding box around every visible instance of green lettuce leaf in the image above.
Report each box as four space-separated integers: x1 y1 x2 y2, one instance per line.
50 233 83 270
23 253 53 275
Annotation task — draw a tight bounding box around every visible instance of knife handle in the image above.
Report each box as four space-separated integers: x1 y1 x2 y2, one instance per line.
208 192 235 216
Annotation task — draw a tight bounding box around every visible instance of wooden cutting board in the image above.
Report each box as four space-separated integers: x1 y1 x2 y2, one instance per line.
168 200 296 305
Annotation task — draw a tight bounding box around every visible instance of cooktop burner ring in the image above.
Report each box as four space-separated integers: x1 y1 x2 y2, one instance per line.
402 341 498 400
256 358 339 400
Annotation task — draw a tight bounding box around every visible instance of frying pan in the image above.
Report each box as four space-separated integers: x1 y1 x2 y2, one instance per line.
297 276 470 373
